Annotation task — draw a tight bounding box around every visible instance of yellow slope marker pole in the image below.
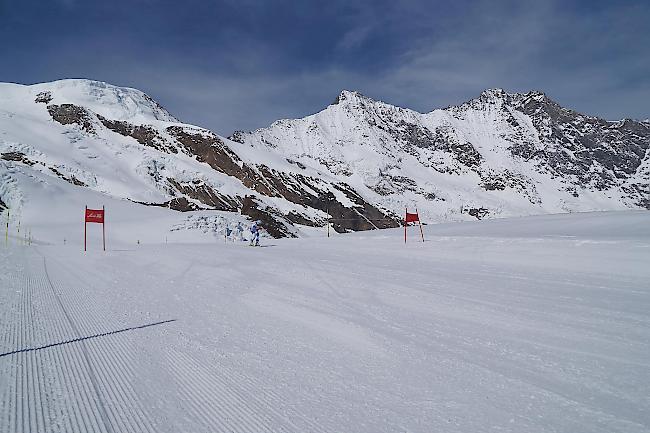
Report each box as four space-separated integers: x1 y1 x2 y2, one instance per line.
4 210 8 247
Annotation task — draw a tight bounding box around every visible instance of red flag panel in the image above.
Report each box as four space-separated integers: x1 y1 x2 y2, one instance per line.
85 208 104 223
405 212 419 223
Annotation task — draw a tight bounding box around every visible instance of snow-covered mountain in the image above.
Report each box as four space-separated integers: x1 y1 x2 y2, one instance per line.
234 89 650 222
0 80 399 238
1 79 648 239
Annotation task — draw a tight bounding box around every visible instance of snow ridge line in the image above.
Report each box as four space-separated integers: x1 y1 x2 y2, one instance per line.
41 256 115 433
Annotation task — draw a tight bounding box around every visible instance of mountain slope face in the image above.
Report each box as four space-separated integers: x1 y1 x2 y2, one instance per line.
234 89 650 221
1 80 648 239
0 80 399 238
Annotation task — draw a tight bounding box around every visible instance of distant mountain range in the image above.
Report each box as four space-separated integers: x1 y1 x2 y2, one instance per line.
1 79 648 237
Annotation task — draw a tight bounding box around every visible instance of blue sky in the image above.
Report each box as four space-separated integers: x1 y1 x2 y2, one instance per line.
1 0 649 134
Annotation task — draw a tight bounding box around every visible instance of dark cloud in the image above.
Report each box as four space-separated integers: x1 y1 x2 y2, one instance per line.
1 0 648 134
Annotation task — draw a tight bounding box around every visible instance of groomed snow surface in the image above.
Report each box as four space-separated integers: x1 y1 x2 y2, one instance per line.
1 211 649 433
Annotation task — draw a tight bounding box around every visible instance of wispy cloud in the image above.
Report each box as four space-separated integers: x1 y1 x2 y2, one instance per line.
1 0 648 133
148 0 649 132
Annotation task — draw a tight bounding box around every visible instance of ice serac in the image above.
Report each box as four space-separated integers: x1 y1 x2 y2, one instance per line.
238 88 650 222
0 79 400 238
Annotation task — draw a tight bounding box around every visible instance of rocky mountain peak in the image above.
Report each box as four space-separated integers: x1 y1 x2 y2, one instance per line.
458 89 556 114
479 88 508 100
328 89 414 126
332 90 366 105
451 88 514 112
240 86 650 218
521 89 548 101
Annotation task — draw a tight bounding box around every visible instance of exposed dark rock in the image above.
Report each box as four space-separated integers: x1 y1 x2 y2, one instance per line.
133 197 199 212
228 130 246 144
0 197 6 211
284 211 320 227
168 125 400 232
369 174 419 196
329 183 400 232
369 182 394 196
167 126 277 196
390 175 418 191
479 170 541 204
481 177 506 191
513 94 650 191
241 196 293 238
166 178 240 211
1 152 24 162
35 91 53 104
97 115 177 153
252 170 400 232
621 183 650 209
397 121 437 149
47 104 95 133
286 158 306 170
48 166 87 187
1 152 36 166
450 141 482 168
316 158 353 176
465 207 490 220
430 126 482 169
424 192 445 201
167 197 199 211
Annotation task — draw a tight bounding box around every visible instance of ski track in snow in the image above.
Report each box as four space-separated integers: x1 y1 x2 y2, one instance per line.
0 250 162 433
1 212 650 433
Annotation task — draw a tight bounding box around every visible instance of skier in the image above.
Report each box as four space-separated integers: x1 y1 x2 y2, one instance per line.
249 220 261 246
235 221 244 241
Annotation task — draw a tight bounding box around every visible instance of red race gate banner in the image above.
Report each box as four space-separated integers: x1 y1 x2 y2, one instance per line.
404 207 425 244
405 212 420 223
85 208 104 223
84 206 105 251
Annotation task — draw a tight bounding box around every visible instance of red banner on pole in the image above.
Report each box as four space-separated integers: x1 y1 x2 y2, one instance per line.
404 207 424 244
405 212 419 223
84 206 105 251
85 208 104 223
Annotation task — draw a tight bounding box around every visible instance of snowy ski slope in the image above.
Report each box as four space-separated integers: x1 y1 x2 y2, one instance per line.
1 210 649 433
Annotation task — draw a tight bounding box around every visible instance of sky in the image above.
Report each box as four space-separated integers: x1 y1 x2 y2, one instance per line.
1 0 649 134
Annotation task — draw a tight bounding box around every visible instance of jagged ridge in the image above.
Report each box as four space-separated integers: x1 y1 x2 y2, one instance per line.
237 88 650 222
